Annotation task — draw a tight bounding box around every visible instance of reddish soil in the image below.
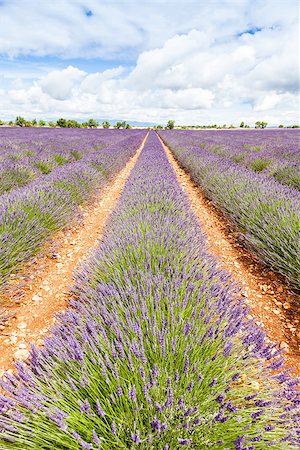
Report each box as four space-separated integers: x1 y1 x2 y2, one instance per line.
160 135 300 377
0 135 147 376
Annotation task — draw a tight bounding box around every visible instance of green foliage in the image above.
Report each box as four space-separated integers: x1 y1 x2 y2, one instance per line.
70 150 82 160
48 121 56 127
53 154 69 166
114 121 130 129
15 116 26 127
232 152 247 162
166 120 175 129
88 118 98 128
249 158 271 172
67 120 81 128
0 167 36 194
82 119 98 128
102 120 110 128
24 150 35 157
255 121 268 129
272 166 300 190
39 120 46 127
240 121 245 128
14 117 36 127
56 118 68 128
34 161 53 174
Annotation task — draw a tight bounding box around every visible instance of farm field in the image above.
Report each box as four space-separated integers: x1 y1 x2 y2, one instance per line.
0 129 299 449
0 128 146 287
158 129 300 289
159 130 300 190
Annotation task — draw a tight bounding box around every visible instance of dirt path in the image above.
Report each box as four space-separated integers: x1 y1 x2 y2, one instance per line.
0 134 148 376
159 134 300 377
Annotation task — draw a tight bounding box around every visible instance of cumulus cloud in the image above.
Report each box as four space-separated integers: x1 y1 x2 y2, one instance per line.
81 67 124 94
39 66 86 100
0 0 298 124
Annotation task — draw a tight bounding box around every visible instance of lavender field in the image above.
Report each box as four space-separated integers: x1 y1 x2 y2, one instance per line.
0 128 146 286
159 129 300 289
159 129 300 190
0 129 299 449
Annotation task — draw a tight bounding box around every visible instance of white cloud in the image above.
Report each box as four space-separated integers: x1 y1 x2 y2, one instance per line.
0 0 298 124
81 67 124 94
39 66 87 100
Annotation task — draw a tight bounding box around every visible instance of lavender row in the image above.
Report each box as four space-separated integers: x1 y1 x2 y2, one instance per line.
162 129 300 191
0 130 146 287
0 128 134 195
0 131 298 449
159 131 300 290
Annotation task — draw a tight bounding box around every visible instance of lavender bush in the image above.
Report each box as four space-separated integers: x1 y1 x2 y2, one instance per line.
159 131 300 290
0 130 146 287
0 132 299 449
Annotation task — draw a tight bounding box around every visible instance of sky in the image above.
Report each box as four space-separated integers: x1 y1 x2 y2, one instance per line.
0 0 299 126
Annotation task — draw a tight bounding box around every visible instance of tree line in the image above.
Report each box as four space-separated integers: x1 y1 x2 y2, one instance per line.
155 120 299 129
0 117 298 129
0 117 133 129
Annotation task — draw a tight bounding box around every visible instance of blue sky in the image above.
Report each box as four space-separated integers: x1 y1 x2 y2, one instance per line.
0 0 299 125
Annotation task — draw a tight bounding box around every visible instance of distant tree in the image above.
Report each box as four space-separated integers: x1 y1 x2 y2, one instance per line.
15 116 26 127
240 121 245 128
112 120 131 129
8 120 14 126
0 120 4 126
155 125 163 129
39 120 46 127
166 120 175 129
81 122 89 128
48 121 56 127
67 119 81 128
31 119 37 126
102 121 110 128
88 118 98 128
56 118 68 128
229 124 236 128
255 121 268 129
